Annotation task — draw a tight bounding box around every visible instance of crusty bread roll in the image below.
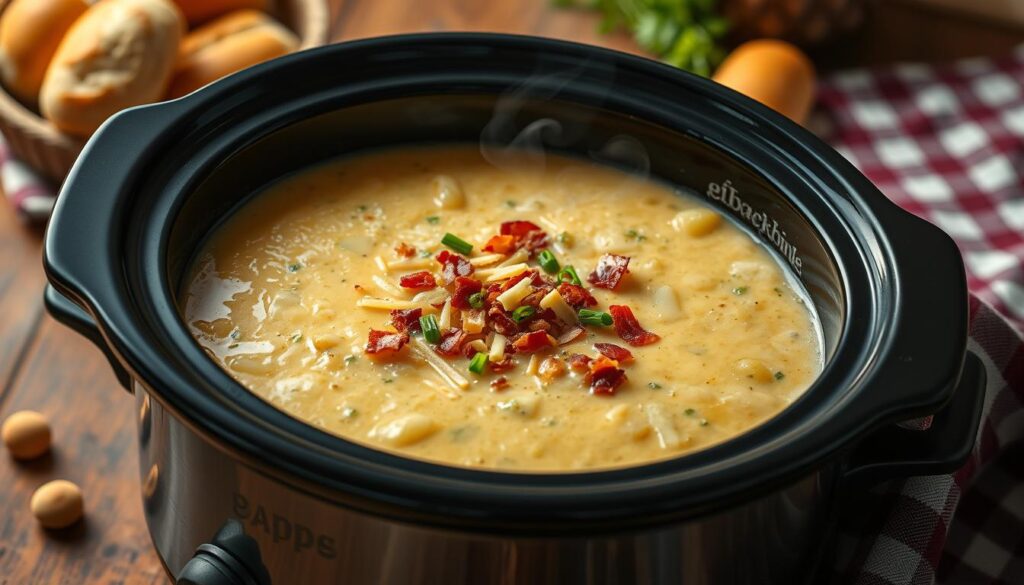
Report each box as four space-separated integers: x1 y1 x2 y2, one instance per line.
40 0 185 137
167 9 298 99
171 0 267 26
0 0 89 106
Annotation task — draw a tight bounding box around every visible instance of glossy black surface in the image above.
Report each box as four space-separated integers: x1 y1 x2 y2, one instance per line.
44 34 972 534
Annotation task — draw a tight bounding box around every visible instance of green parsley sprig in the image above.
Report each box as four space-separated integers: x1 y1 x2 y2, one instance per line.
552 0 728 76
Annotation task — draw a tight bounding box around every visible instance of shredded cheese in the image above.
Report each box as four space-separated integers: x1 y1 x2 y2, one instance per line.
410 337 469 393
476 263 530 283
438 298 453 329
496 277 532 310
489 334 507 362
526 354 541 376
469 253 506 267
498 249 528 267
372 275 407 298
384 257 434 272
356 297 420 310
539 288 577 324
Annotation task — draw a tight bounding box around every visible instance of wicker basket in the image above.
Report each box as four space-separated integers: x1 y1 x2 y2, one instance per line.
722 0 868 47
0 0 329 184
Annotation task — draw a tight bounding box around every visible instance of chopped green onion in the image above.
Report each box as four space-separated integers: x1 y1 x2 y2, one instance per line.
538 249 560 274
511 306 536 323
425 215 440 224
468 352 488 374
441 232 473 255
578 309 612 327
557 232 573 246
468 292 485 309
287 263 302 272
557 265 582 286
774 371 785 381
420 314 441 344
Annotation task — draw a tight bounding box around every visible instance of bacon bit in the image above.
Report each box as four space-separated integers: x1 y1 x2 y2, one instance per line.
585 356 627 396
394 242 416 258
497 221 549 256
462 342 480 359
497 269 534 293
588 254 631 290
500 221 543 238
435 250 474 284
594 342 634 363
365 329 410 355
527 319 553 333
435 329 468 357
521 230 550 253
538 357 566 382
483 235 517 254
399 271 437 290
568 353 592 371
490 356 517 373
490 377 510 391
512 330 554 353
486 306 519 336
609 305 661 346
590 368 627 396
451 276 483 309
390 308 423 333
557 283 597 308
520 288 549 308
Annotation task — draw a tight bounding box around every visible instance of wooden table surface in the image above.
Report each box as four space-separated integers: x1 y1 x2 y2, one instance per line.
0 1 1021 583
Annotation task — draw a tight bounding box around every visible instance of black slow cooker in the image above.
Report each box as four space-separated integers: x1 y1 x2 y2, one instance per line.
42 34 985 585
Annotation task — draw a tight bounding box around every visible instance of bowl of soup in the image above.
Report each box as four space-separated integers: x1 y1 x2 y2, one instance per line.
42 34 984 585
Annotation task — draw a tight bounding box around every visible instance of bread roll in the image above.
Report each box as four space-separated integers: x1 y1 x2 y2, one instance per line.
0 0 89 106
171 0 267 26
167 9 298 99
40 0 185 137
712 40 816 125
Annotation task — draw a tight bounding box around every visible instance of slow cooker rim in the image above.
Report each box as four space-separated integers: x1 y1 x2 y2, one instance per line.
43 33 969 530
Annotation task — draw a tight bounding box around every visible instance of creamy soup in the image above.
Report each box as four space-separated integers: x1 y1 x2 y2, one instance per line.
182 146 821 471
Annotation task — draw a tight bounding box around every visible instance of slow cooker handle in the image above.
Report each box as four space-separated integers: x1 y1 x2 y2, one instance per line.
177 519 272 585
842 351 986 487
44 284 132 391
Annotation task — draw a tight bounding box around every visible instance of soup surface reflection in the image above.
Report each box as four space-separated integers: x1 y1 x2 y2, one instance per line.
182 147 821 471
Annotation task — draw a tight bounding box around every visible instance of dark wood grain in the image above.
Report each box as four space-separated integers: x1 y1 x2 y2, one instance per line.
0 1 1020 583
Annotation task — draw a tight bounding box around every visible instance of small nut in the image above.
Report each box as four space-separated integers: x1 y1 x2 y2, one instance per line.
30 480 84 529
2 410 52 460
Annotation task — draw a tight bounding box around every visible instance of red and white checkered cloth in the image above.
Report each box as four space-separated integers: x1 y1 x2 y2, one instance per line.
2 45 1023 585
815 48 1024 584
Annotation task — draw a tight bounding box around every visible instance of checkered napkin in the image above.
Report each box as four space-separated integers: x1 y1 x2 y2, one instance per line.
814 48 1024 584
